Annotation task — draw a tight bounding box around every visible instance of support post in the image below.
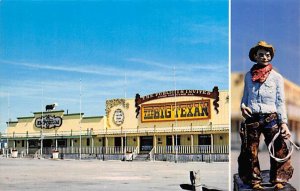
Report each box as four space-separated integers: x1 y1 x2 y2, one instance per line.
172 135 175 153
137 136 140 153
121 136 124 155
190 135 194 154
211 134 214 153
91 137 94 154
71 139 74 153
153 135 157 153
105 137 108 154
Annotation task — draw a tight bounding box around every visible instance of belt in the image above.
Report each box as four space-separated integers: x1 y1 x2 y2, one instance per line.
245 113 277 128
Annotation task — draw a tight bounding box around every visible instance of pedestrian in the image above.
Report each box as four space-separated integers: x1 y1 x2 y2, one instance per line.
238 41 294 189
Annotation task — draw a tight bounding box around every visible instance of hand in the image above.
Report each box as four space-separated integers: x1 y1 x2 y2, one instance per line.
280 123 291 139
241 103 252 119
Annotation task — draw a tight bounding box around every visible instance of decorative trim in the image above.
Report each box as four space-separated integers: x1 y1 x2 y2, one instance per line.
82 116 104 119
17 116 35 119
212 86 220 114
33 110 64 114
105 99 126 128
113 109 125 126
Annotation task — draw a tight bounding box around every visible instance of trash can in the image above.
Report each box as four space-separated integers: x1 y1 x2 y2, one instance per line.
52 150 59 159
125 152 133 161
11 150 18 158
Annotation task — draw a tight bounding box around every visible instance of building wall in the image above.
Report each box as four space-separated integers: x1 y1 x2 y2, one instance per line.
5 89 229 150
7 111 104 135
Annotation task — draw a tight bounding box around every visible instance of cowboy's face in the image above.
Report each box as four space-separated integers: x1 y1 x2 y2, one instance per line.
255 49 272 65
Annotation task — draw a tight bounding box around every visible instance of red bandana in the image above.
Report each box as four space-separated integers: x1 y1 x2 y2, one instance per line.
250 64 273 83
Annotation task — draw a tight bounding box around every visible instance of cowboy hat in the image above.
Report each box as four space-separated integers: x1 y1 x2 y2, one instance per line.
249 41 275 62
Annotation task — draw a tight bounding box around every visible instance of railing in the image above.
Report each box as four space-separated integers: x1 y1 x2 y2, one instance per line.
155 145 229 154
4 145 229 156
2 124 229 138
156 145 173 154
37 146 138 155
213 145 229 153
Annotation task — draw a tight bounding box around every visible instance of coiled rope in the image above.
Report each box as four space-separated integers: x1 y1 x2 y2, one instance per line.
268 129 300 163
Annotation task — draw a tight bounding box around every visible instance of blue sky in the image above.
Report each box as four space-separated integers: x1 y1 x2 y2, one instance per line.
0 1 229 132
232 0 300 85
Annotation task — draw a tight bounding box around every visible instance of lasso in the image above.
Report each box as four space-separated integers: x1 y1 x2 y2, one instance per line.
268 129 300 163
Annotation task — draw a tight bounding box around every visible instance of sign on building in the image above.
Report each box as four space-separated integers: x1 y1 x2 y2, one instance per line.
35 115 63 129
141 99 210 122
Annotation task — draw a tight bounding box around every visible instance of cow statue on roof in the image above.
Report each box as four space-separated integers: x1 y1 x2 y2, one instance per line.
45 103 58 111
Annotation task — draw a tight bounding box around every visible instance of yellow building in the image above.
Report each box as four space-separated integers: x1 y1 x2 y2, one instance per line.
2 87 229 161
231 72 300 149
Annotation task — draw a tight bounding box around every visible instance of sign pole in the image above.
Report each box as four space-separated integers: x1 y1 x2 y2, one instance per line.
79 79 82 160
6 93 10 158
124 72 127 155
40 83 44 158
174 66 178 163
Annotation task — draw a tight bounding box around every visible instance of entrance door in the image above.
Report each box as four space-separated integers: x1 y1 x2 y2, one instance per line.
166 136 172 146
198 135 211 145
57 139 67 147
43 139 53 147
115 137 125 147
166 135 181 146
140 136 153 152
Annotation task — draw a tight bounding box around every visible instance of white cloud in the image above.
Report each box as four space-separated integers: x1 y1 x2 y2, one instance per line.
0 59 174 82
175 23 228 45
126 57 227 71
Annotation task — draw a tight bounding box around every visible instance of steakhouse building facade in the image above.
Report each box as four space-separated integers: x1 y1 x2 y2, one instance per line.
2 87 229 161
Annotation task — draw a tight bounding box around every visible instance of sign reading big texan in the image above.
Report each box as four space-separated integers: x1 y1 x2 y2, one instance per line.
135 86 220 122
141 99 210 122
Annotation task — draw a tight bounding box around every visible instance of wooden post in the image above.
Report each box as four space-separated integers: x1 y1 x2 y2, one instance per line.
153 135 157 154
105 137 108 154
26 131 29 155
26 139 29 155
211 134 214 153
91 137 94 154
190 135 194 154
71 139 74 153
172 135 175 153
137 136 140 153
121 136 124 155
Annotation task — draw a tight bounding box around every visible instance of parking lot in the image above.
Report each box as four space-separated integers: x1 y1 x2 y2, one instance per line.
0 158 228 191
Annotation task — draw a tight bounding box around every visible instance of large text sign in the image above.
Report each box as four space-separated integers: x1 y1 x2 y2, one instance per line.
135 87 219 118
141 100 210 122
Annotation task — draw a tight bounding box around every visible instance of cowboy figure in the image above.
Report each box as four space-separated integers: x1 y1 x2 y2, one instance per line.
238 41 294 189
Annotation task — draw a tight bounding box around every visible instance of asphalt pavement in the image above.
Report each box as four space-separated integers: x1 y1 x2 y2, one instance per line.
0 158 229 191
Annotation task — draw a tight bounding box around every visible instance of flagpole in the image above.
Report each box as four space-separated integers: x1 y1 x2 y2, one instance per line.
124 72 127 155
174 66 178 163
79 79 82 160
6 93 10 158
40 83 44 158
